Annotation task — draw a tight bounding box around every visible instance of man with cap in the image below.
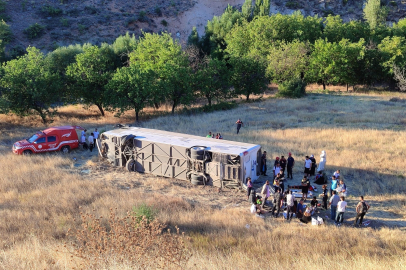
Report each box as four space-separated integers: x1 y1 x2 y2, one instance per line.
287 153 295 179
279 155 287 176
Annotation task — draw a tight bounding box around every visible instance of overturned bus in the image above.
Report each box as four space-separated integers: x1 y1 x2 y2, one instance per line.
99 127 262 188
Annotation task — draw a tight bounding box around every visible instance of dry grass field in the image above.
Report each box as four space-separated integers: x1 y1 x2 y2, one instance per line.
0 90 406 269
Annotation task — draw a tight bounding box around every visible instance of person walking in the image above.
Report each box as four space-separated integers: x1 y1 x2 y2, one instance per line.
271 188 283 218
286 190 295 221
88 132 94 152
287 153 295 179
261 151 267 176
236 118 243 134
304 156 312 177
335 196 347 225
260 180 271 209
329 190 340 220
354 196 370 227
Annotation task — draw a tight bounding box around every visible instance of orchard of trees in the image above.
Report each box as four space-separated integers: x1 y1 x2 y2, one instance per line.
1 0 406 123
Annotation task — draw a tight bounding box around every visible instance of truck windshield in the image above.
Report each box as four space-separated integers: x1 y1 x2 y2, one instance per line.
27 134 39 143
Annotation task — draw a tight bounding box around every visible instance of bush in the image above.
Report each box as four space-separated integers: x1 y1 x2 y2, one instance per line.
64 208 190 268
285 1 301 9
277 78 307 98
138 11 147 22
24 23 45 40
161 19 168 26
132 203 156 223
41 5 62 17
155 6 162 16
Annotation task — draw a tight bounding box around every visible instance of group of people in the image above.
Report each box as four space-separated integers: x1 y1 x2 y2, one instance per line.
206 131 223 139
80 128 99 152
249 150 371 227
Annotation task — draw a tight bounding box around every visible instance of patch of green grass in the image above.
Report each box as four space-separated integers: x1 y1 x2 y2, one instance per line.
132 203 156 223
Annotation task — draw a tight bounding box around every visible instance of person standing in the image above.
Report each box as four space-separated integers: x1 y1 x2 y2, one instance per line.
206 131 213 138
317 150 327 172
304 156 312 177
330 175 338 196
236 118 243 134
260 180 271 209
329 191 340 220
336 180 347 197
354 196 370 227
81 133 88 150
271 188 283 218
335 196 347 225
287 153 295 179
309 155 317 177
88 132 94 152
301 176 310 201
286 190 295 221
93 128 100 146
246 177 253 200
279 156 286 176
273 163 281 179
321 184 328 210
296 199 304 219
260 151 267 176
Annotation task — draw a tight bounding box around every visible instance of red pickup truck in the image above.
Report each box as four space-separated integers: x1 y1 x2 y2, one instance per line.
12 126 84 155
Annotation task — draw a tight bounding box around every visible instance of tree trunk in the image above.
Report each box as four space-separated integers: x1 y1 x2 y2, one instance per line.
322 82 326 90
207 96 212 106
246 94 250 101
171 102 177 115
35 108 47 124
135 109 139 122
96 103 105 116
154 102 160 109
346 84 349 92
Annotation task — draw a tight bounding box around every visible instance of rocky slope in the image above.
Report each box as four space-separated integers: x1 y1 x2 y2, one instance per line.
3 0 406 53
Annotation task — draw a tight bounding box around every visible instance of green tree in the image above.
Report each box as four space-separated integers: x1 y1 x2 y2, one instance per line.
106 66 157 121
111 32 138 66
253 0 270 17
242 0 253 21
229 56 268 100
0 47 62 123
378 36 406 75
66 44 119 116
194 58 231 106
267 40 310 83
130 32 193 114
0 20 12 61
363 0 388 29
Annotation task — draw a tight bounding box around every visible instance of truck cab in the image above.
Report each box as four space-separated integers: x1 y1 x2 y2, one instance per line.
13 126 84 155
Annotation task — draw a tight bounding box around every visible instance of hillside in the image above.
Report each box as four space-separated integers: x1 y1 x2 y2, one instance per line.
3 0 406 54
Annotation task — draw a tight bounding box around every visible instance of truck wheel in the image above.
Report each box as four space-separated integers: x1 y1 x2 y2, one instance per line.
61 146 70 154
126 159 136 172
191 146 206 156
191 179 204 185
191 174 203 181
23 150 32 155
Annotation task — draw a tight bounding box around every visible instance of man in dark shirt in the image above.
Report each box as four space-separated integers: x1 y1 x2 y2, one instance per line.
261 151 267 176
296 199 304 219
271 188 283 218
287 152 295 179
280 155 287 176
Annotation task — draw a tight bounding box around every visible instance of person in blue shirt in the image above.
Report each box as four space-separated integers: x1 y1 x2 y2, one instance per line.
330 175 338 196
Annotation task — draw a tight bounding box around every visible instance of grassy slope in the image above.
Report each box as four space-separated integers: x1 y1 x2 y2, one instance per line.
0 91 405 269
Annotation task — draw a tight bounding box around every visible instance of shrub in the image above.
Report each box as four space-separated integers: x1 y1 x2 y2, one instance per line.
0 19 12 43
60 17 68 27
24 23 45 40
132 203 156 223
155 6 162 16
138 10 147 22
161 19 168 26
277 78 307 98
41 5 62 17
64 208 190 269
285 1 300 9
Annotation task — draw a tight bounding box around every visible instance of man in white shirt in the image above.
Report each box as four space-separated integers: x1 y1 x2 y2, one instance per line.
88 133 94 152
335 196 347 225
286 190 295 221
93 128 100 145
304 156 312 177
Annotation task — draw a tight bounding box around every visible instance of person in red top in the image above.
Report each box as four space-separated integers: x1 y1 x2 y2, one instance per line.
236 118 243 134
